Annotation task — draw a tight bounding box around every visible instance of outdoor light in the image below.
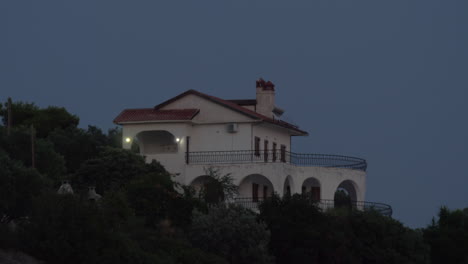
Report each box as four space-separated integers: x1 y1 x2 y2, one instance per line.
125 137 131 143
176 138 180 142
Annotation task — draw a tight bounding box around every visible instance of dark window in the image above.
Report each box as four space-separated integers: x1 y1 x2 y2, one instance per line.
254 137 260 157
311 187 321 202
302 186 306 194
280 145 286 162
264 140 268 162
185 136 190 164
272 142 277 161
286 185 291 196
263 185 268 200
252 183 259 202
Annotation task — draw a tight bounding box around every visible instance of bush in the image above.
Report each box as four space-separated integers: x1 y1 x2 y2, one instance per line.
259 194 429 264
189 205 273 264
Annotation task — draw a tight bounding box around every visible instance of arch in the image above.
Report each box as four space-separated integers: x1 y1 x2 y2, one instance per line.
302 177 321 201
238 174 274 201
135 130 178 155
335 180 359 202
283 175 294 197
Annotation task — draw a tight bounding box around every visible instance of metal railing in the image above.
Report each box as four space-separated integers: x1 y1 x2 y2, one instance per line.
233 197 392 217
186 150 367 171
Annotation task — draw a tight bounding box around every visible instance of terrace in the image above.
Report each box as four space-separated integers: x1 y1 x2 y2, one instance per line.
234 197 393 217
185 150 367 171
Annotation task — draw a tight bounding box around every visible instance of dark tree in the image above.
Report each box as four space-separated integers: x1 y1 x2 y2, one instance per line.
424 207 468 264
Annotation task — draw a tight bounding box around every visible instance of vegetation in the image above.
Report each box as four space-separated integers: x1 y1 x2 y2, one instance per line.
0 99 467 263
190 205 273 264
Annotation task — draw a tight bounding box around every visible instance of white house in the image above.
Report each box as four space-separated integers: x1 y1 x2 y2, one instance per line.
114 79 385 212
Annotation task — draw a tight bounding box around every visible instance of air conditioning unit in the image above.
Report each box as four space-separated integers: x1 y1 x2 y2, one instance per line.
227 123 238 133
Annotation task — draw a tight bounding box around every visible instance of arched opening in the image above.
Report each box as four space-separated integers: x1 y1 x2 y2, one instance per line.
238 174 274 202
283 175 294 197
189 175 211 196
190 175 228 204
335 180 358 202
334 180 358 209
302 177 321 201
136 130 178 155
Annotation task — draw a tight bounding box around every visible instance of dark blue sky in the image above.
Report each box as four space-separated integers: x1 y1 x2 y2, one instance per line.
2 1 467 228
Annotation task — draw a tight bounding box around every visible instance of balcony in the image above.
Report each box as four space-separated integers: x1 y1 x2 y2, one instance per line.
234 197 393 217
186 150 367 171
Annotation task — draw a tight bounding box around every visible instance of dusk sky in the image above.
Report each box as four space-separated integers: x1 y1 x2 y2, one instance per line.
2 1 467 228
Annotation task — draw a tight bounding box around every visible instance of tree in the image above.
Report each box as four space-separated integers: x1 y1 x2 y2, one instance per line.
198 167 238 204
19 193 155 264
126 172 193 228
48 126 115 173
259 194 326 264
72 147 149 195
423 207 468 264
0 101 79 138
189 205 274 264
0 127 65 185
0 150 47 223
259 194 429 264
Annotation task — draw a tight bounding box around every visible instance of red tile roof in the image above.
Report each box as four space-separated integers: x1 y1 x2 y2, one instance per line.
114 108 199 123
227 99 257 106
154 90 308 136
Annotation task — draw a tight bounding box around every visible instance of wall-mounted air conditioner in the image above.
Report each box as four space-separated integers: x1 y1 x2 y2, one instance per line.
227 123 238 133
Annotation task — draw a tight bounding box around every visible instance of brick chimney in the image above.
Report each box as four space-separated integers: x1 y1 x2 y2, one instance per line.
256 78 275 118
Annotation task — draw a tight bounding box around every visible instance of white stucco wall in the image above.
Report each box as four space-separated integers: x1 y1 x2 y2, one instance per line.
184 163 366 201
189 123 252 151
160 94 253 123
252 123 291 153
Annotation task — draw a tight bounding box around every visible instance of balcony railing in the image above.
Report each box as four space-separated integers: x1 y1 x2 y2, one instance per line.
233 197 392 217
186 150 367 171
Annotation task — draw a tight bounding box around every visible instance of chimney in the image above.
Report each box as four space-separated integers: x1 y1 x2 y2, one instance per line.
256 78 275 118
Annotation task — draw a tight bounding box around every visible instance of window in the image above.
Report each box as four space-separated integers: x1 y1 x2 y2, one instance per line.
254 137 260 157
263 185 268 200
280 145 286 162
264 140 268 162
185 136 190 164
272 143 277 162
252 183 259 202
311 187 321 202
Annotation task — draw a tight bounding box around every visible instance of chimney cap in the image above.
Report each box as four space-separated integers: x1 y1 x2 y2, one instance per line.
264 81 275 91
256 78 275 91
256 78 266 88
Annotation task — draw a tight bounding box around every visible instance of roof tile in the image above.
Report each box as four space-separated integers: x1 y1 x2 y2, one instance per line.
114 108 199 123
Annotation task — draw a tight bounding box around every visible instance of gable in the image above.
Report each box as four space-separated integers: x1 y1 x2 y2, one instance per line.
159 94 255 123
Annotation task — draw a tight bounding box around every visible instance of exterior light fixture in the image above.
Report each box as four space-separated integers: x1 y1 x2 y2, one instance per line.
176 138 180 142
125 137 131 143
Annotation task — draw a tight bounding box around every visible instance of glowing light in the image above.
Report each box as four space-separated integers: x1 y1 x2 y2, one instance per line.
125 137 131 143
176 138 180 142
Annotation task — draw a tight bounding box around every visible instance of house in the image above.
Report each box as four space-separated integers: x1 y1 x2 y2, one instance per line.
114 79 382 212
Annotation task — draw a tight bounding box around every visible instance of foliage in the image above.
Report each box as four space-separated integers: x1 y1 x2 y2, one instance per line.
126 172 194 228
19 193 155 264
423 207 468 264
190 205 274 264
0 150 48 223
72 147 149 195
48 126 121 173
259 194 429 264
199 167 238 204
0 101 79 138
334 189 352 209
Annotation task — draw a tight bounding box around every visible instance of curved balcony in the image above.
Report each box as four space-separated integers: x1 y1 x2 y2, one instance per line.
234 197 392 217
186 150 367 171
